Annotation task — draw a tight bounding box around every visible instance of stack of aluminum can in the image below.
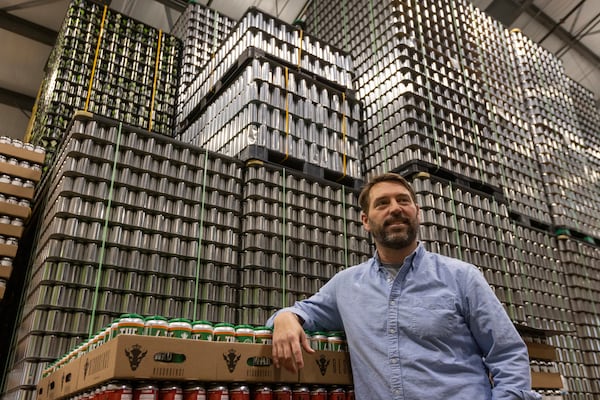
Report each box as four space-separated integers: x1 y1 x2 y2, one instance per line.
170 2 236 109
176 7 362 182
239 162 371 325
2 114 243 400
27 0 181 162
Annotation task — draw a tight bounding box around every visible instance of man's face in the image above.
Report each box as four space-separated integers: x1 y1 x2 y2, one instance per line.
361 181 420 250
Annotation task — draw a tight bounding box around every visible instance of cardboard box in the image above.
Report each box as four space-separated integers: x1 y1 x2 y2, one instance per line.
0 202 31 220
0 182 34 200
0 264 12 279
531 371 563 389
0 223 23 239
0 142 46 165
0 161 42 182
0 243 17 258
41 336 352 399
37 358 81 400
525 342 557 361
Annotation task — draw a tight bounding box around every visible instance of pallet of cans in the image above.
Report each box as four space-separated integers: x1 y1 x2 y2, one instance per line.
37 316 352 400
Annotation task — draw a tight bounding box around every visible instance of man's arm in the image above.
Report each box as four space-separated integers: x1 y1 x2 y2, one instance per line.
271 311 314 372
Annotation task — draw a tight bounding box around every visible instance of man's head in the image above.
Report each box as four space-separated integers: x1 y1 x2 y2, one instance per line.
359 173 420 251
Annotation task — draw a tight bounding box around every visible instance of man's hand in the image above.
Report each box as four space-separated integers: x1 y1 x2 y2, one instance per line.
271 311 315 372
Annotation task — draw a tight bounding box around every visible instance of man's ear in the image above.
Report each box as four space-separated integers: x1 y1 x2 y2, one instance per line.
361 211 371 232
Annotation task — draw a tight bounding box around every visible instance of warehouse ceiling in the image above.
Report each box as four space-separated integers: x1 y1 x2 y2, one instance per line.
0 0 598 140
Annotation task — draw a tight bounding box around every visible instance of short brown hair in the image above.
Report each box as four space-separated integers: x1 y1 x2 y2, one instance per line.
358 173 417 212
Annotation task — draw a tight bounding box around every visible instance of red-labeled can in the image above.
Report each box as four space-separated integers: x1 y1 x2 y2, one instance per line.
252 385 272 400
291 386 309 400
328 387 345 400
229 384 249 400
134 383 159 400
160 384 182 400
309 387 327 400
182 384 206 400
273 385 291 400
207 385 228 400
344 388 354 400
106 381 132 400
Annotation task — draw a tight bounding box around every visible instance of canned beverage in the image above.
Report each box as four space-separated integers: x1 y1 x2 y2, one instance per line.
145 315 168 336
168 318 192 339
105 381 132 400
344 387 354 400
326 332 346 351
252 385 272 400
118 313 145 335
309 387 327 400
213 322 235 342
291 386 309 400
182 383 206 400
328 387 345 400
234 325 255 343
273 385 292 400
310 332 328 351
191 320 214 341
229 384 249 400
159 384 182 400
109 319 121 339
206 384 228 400
133 383 159 400
253 327 272 344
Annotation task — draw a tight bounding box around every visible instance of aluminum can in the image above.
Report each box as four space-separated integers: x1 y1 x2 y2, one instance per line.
291 386 309 400
191 320 214 341
253 327 272 344
182 384 206 400
145 315 168 337
234 325 255 343
168 318 192 339
326 332 346 351
106 381 132 400
207 385 228 400
310 332 327 351
344 388 354 400
272 385 291 400
133 383 159 400
229 384 250 400
309 387 327 400
327 387 345 400
118 313 144 335
252 385 272 400
159 384 182 400
213 323 236 342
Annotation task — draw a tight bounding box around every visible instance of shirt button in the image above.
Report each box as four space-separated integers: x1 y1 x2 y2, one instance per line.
394 389 401 395
391 358 398 364
390 328 396 334
390 300 395 306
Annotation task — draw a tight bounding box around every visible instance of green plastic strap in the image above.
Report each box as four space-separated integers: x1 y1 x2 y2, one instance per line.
193 149 209 320
369 0 389 172
281 168 287 307
447 0 484 182
89 121 122 339
448 182 462 260
412 0 441 170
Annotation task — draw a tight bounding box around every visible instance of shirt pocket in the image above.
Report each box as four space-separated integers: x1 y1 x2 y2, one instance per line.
406 295 459 339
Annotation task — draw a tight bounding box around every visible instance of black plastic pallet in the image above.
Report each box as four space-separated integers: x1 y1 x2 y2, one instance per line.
239 144 363 190
509 212 552 233
554 226 599 246
395 160 505 202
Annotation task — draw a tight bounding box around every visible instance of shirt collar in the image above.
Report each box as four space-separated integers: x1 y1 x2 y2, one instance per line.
373 242 424 272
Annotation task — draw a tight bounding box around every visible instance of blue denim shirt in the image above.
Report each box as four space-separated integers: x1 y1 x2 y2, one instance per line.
267 243 541 400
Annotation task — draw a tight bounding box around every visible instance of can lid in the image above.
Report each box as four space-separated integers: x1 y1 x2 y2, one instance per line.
119 313 143 319
192 320 213 326
145 315 168 321
168 318 192 324
235 324 254 330
214 322 235 328
254 326 273 332
327 331 346 338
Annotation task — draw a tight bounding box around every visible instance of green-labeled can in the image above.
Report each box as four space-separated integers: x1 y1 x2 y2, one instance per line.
310 331 328 351
117 313 144 335
191 320 214 341
213 322 235 342
168 318 192 339
235 324 255 343
327 331 347 351
144 315 168 337
254 326 273 344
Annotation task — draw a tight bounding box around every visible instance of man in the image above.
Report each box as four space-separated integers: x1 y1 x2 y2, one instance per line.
267 173 540 400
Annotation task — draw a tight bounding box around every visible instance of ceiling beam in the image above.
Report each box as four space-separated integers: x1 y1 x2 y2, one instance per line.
0 9 57 47
0 87 35 111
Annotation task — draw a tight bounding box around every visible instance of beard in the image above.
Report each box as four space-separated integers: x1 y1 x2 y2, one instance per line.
369 215 419 249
